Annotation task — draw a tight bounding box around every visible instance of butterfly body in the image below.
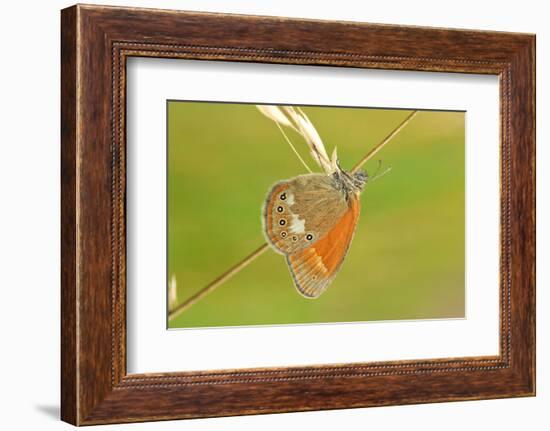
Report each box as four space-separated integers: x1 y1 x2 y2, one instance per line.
263 170 367 298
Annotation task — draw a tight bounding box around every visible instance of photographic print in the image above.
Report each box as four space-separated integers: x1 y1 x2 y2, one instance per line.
167 102 465 329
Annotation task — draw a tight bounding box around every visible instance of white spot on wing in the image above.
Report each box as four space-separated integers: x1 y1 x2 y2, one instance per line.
286 192 295 205
289 214 306 234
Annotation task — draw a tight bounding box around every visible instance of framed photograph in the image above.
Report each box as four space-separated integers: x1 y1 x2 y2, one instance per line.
61 4 535 425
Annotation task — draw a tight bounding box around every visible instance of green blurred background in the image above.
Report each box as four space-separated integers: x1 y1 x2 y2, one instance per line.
167 102 465 329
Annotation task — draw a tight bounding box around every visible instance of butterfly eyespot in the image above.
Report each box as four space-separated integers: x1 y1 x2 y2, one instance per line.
279 219 286 226
280 231 287 238
277 206 284 213
306 234 314 241
292 236 298 242
280 193 286 200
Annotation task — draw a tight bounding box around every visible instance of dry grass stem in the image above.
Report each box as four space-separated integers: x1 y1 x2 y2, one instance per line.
168 243 269 321
351 110 418 174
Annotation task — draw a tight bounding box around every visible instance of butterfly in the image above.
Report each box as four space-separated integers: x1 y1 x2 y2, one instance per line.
258 105 375 299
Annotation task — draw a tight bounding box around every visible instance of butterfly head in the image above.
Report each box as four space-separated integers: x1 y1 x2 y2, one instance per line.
332 167 367 197
351 170 368 191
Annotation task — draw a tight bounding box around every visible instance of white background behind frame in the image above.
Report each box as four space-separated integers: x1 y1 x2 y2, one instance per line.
126 58 500 373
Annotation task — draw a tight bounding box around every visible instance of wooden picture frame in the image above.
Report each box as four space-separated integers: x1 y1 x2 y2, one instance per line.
61 4 535 425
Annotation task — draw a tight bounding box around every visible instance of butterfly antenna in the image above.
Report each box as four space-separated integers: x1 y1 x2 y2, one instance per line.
368 161 392 183
274 121 313 173
372 159 383 177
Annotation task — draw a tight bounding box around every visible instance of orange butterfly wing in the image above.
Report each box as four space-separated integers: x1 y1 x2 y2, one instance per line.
287 196 360 298
263 174 349 255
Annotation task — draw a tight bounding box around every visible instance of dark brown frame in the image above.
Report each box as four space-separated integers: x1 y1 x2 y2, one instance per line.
61 4 536 425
